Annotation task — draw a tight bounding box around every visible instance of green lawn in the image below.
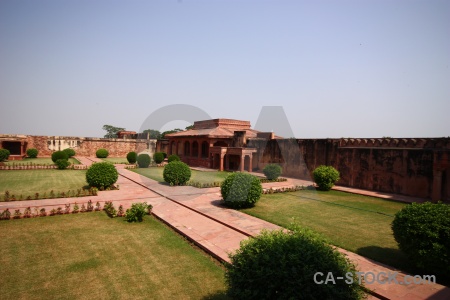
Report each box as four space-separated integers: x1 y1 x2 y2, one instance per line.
101 157 129 164
0 213 228 299
0 170 87 200
4 157 80 165
132 167 231 185
240 190 412 271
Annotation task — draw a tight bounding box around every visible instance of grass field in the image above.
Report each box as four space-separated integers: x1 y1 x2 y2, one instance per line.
4 157 80 165
0 213 228 299
240 189 412 271
0 170 87 200
132 167 231 184
101 157 129 164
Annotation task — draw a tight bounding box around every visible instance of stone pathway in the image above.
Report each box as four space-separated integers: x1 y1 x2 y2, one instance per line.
1 157 449 299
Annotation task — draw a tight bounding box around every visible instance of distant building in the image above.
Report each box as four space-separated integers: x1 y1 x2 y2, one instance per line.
165 118 276 171
117 131 137 139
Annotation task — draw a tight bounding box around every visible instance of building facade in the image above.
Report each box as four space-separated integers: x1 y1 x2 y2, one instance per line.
165 119 274 171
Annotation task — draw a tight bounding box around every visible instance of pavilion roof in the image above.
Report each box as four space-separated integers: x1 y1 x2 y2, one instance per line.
165 127 260 139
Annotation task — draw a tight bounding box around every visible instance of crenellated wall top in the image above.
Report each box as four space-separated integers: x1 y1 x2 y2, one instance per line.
339 137 450 149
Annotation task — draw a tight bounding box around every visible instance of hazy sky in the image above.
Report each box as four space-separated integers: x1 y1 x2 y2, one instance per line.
1 0 449 138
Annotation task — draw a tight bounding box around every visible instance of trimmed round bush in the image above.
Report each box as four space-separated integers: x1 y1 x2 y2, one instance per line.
63 148 76 158
26 148 38 158
55 158 70 170
153 152 164 164
168 154 180 163
0 149 10 162
137 154 151 168
163 161 191 185
51 150 68 163
221 173 262 209
313 165 340 191
162 152 167 159
126 151 137 164
226 227 364 300
96 148 109 158
263 164 282 180
86 162 118 189
392 202 450 276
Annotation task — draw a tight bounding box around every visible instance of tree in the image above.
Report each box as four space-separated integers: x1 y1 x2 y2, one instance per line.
185 125 194 130
142 129 162 139
161 128 183 138
102 125 125 138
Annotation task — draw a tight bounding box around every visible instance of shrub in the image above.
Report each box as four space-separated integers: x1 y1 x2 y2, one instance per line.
226 227 364 300
103 201 117 218
392 202 450 276
63 148 76 158
221 173 262 209
313 165 340 191
26 148 38 158
162 152 167 159
55 159 70 170
117 205 125 217
263 164 282 180
125 202 151 222
163 161 191 185
51 150 68 163
0 208 11 220
126 151 137 164
96 148 109 158
168 154 180 163
86 162 118 189
0 149 10 162
153 152 164 164
137 154 151 168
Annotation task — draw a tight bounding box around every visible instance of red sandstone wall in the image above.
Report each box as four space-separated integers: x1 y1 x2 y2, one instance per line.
22 135 149 157
250 137 450 201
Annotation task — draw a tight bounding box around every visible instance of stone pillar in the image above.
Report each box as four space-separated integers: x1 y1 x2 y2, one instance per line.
432 170 442 203
220 153 225 171
20 141 25 156
248 154 252 172
240 155 245 172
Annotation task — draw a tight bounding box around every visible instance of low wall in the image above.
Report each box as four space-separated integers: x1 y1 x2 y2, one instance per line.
0 134 156 158
249 137 450 202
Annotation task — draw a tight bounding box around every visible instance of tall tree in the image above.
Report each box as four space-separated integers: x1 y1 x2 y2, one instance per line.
161 128 183 138
142 129 162 139
102 125 125 138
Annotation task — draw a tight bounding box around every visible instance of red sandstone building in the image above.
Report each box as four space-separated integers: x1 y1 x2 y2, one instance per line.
165 119 275 172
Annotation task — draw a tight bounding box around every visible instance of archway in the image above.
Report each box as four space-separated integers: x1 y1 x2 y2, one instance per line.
184 141 190 156
201 141 209 158
170 141 176 155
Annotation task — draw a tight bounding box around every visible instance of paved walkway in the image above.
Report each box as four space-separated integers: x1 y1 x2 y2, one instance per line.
1 157 449 299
